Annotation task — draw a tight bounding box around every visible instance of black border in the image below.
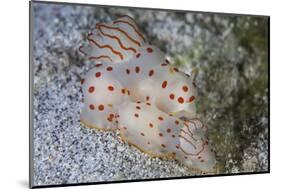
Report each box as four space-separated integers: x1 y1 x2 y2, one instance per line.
29 1 270 188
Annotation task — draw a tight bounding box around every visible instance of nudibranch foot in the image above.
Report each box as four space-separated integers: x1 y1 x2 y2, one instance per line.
118 132 175 159
80 119 117 132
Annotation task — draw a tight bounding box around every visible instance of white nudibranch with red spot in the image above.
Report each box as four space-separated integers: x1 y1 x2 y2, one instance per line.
79 15 216 172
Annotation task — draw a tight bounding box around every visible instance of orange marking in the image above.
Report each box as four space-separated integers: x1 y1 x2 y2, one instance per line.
108 86 114 91
98 104 104 111
188 96 195 102
116 15 146 41
179 139 206 156
178 97 184 104
96 23 141 47
96 24 137 53
186 120 197 129
89 104 95 110
87 34 123 60
173 68 179 72
180 129 197 141
126 69 130 75
158 116 164 121
106 66 113 71
89 55 112 62
188 118 207 131
88 86 95 93
162 81 168 88
149 70 154 77
179 135 197 149
180 128 190 136
188 119 202 129
146 47 153 53
95 64 103 67
78 45 87 55
95 72 101 78
182 86 188 92
113 19 145 41
183 122 195 136
149 123 153 128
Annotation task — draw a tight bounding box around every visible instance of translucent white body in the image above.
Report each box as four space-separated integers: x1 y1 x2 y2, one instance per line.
79 15 216 172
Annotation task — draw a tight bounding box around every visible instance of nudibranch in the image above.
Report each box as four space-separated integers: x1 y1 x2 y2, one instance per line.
79 15 216 172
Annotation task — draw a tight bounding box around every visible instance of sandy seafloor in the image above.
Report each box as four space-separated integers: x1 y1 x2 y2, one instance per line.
31 2 269 186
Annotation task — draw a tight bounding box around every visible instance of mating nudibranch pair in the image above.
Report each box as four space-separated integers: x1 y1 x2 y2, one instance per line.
79 15 216 172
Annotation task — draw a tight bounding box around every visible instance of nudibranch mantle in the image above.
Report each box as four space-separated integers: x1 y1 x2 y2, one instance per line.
79 15 216 172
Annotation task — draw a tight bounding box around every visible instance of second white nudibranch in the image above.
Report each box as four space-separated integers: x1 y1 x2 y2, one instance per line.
79 15 216 172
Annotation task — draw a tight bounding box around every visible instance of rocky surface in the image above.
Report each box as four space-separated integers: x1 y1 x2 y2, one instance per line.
31 2 269 186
